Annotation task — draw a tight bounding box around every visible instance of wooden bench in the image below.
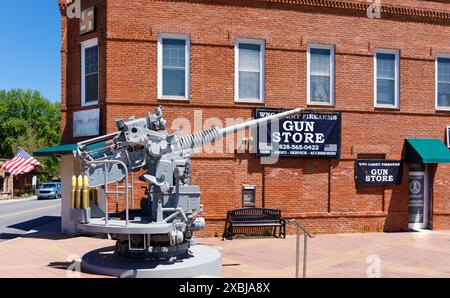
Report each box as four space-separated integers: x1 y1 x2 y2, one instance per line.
224 208 286 240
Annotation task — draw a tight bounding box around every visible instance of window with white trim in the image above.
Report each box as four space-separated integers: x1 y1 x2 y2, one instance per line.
235 39 265 102
375 50 399 108
307 45 334 105
158 34 190 99
81 38 99 106
437 56 450 109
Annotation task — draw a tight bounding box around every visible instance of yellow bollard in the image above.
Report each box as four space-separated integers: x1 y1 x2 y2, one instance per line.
82 176 90 209
76 175 82 209
71 176 77 209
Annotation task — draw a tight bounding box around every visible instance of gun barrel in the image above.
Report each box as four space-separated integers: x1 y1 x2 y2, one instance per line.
174 108 303 151
219 108 303 136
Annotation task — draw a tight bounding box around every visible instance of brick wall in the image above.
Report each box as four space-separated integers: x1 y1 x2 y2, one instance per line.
60 0 450 235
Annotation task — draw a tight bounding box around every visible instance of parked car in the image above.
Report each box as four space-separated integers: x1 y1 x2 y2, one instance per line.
37 182 61 200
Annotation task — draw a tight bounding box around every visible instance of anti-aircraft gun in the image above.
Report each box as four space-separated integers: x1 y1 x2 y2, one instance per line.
73 106 302 277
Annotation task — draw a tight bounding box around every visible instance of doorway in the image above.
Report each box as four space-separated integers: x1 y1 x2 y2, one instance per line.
408 164 430 230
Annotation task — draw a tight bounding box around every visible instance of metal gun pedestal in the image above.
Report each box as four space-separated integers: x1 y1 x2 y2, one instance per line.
76 160 221 278
81 245 221 278
74 106 302 278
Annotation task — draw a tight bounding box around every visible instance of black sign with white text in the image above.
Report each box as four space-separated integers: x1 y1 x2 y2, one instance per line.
355 160 403 185
409 174 425 223
255 108 341 158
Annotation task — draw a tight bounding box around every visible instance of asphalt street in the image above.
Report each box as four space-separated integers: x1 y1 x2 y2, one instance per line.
0 198 61 243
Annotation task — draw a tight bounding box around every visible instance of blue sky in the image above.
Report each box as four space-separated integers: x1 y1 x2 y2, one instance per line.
0 1 61 102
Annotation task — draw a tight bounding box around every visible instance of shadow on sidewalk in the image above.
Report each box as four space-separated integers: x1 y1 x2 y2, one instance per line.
47 261 73 271
0 216 66 241
0 233 20 241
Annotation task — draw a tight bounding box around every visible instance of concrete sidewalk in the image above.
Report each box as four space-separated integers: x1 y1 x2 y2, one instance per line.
200 231 450 278
0 225 448 277
0 220 109 278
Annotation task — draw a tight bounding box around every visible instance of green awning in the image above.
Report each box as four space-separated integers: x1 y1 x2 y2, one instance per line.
33 142 107 157
405 138 450 164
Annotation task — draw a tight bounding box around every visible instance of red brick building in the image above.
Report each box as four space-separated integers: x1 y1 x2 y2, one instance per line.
56 0 450 235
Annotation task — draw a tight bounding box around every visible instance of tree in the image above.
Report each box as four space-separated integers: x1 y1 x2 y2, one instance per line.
0 89 61 182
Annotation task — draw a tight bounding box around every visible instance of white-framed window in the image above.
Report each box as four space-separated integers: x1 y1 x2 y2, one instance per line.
157 33 190 100
374 49 400 108
436 54 450 110
307 44 335 105
235 39 265 102
81 38 99 106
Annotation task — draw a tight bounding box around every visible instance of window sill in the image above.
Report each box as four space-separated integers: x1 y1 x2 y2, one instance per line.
81 100 99 107
307 102 335 107
73 134 100 139
158 96 190 101
235 99 265 104
435 107 450 112
374 105 400 110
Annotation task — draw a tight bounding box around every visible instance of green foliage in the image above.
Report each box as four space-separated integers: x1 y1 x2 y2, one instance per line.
0 89 61 182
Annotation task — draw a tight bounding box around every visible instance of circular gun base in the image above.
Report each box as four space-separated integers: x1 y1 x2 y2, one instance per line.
81 245 222 278
115 240 191 260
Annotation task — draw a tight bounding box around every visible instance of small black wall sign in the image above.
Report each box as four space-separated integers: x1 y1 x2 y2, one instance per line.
355 160 403 185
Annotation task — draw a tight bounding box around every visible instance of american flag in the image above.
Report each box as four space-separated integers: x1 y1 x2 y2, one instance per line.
0 148 41 176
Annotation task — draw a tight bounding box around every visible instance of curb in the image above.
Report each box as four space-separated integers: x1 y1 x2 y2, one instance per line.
0 196 38 205
0 236 22 246
0 214 61 246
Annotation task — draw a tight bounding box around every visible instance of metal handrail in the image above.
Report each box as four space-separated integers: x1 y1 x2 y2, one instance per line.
288 219 315 278
85 160 130 226
115 171 135 208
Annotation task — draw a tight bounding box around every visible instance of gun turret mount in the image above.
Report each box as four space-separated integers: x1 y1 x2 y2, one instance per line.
74 106 302 277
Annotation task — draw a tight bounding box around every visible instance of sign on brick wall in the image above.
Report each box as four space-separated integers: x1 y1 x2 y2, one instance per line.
409 174 425 223
255 108 341 158
355 160 403 185
73 108 100 138
80 6 95 35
